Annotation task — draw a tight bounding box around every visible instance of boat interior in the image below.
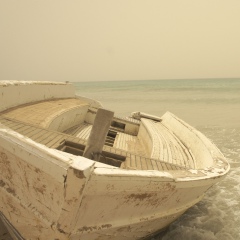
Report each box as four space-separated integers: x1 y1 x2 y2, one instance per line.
0 97 197 172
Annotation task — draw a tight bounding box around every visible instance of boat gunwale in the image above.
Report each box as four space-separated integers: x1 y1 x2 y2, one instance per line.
0 117 229 182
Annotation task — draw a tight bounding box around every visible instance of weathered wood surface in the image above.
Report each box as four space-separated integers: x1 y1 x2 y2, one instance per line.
0 116 186 172
0 81 75 113
1 98 89 130
83 108 114 161
64 122 92 140
114 132 146 156
0 81 230 240
140 118 195 169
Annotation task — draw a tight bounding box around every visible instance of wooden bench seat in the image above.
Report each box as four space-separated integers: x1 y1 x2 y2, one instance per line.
1 98 89 132
140 118 195 169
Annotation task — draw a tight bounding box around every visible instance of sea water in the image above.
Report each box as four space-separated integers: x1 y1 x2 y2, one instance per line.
74 78 240 240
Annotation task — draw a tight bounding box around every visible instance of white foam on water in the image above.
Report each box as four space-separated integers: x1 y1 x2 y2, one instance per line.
152 127 240 240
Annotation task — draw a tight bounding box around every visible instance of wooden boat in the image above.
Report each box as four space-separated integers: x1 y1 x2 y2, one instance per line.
0 81 229 240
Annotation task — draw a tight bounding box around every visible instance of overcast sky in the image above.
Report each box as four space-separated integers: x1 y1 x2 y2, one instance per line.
0 1 240 82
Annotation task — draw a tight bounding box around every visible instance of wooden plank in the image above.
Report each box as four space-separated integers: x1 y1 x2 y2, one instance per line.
160 124 195 168
154 123 173 163
40 132 61 145
156 160 164 171
5 121 25 131
14 125 33 135
46 134 67 148
50 136 67 149
139 156 148 170
130 154 137 169
36 131 57 145
20 125 39 136
142 119 194 169
64 125 79 135
31 129 49 142
83 109 114 161
77 124 92 139
135 155 142 170
24 128 44 139
144 157 154 170
151 159 159 170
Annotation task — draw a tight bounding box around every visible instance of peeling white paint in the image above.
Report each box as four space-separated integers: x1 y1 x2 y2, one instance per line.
0 81 230 240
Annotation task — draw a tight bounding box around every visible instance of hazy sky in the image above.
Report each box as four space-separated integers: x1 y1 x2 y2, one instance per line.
0 1 240 82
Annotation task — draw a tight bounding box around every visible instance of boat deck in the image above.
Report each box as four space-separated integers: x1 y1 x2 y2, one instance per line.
64 123 92 140
0 116 186 171
0 98 194 171
64 123 146 156
1 98 89 128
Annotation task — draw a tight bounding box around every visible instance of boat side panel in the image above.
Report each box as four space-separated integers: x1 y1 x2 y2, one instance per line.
0 82 75 112
57 165 95 235
0 124 100 239
0 145 66 239
71 210 185 240
47 105 89 132
69 169 213 239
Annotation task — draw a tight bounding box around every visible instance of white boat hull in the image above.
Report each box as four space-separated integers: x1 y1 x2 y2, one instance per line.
0 129 226 239
0 81 229 239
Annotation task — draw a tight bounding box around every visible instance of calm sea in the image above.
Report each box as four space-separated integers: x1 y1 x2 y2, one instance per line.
74 78 240 240
73 78 240 128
